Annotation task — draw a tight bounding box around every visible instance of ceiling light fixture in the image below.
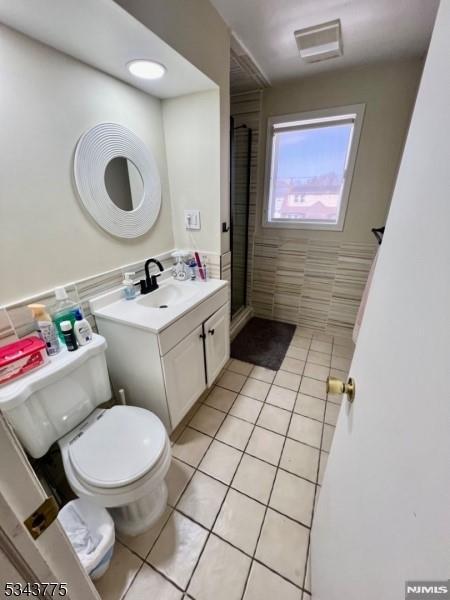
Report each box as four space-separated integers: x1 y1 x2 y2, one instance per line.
127 60 166 80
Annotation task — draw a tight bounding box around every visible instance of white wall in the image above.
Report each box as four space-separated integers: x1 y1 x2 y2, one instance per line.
257 58 423 243
115 0 231 253
0 25 174 305
163 90 221 253
312 1 450 596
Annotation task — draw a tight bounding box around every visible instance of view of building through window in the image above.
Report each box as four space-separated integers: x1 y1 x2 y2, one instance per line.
269 122 353 224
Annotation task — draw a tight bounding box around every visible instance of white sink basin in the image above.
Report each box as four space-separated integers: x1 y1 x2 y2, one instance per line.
137 283 197 309
90 276 228 333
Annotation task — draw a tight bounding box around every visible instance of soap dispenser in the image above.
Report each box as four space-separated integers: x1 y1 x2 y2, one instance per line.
123 272 137 300
171 252 188 281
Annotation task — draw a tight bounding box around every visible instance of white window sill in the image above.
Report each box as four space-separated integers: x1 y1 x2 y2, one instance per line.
262 219 344 232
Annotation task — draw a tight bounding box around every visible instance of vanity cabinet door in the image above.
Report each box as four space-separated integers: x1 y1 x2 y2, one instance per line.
162 325 206 429
204 303 230 386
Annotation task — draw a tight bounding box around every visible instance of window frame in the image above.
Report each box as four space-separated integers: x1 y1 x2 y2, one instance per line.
262 104 365 231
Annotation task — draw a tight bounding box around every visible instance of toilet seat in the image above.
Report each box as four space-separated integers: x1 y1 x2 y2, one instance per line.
58 405 172 534
68 405 166 489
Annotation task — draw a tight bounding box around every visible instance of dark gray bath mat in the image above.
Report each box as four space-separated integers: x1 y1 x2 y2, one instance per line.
231 317 296 371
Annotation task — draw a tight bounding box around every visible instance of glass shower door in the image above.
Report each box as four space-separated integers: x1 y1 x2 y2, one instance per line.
230 121 251 317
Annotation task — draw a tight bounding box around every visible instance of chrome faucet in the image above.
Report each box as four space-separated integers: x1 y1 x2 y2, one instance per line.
140 258 164 295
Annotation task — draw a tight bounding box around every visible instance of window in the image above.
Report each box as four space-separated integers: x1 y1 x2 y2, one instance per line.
263 104 364 230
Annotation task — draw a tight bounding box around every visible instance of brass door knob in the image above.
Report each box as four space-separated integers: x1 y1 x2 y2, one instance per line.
327 376 356 402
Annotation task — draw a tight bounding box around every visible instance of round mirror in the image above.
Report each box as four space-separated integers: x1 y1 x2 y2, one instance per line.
74 122 161 238
104 157 144 211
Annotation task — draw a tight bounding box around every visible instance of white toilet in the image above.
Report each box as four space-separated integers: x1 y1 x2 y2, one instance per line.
0 334 171 537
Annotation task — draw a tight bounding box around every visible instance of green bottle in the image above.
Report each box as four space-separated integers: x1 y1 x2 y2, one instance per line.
52 287 82 344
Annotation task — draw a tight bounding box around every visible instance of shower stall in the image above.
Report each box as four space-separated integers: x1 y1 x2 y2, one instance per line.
229 118 252 318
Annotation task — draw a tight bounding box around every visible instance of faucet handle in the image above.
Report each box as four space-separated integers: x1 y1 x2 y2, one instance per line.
148 273 161 292
139 279 147 294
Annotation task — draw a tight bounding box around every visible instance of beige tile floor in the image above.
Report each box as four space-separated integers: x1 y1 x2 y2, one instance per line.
96 326 354 600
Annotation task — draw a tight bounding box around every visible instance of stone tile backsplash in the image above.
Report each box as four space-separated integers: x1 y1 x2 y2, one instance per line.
0 249 221 346
251 236 377 337
0 308 16 345
6 284 80 340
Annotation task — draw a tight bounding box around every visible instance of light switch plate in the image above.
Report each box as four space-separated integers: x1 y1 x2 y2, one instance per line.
184 209 201 230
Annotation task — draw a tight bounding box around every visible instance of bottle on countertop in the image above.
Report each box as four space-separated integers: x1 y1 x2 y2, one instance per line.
201 255 208 281
187 257 197 280
73 309 93 346
122 272 137 300
52 287 82 343
60 320 78 352
27 304 60 356
171 251 188 281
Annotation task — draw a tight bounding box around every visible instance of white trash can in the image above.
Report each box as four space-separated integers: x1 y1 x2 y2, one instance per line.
58 498 115 580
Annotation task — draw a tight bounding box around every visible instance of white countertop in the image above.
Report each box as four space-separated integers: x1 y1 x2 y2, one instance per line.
89 277 228 334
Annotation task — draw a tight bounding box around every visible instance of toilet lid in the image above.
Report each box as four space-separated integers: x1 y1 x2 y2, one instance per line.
68 405 167 489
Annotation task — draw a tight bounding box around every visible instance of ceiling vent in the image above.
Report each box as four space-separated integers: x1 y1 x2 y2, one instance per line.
294 19 342 63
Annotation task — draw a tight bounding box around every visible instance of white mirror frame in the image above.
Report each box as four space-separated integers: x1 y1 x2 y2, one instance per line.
74 122 161 238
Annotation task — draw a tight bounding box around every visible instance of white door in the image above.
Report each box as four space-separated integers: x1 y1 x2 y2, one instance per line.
204 304 230 385
311 3 450 599
0 414 99 600
163 324 206 428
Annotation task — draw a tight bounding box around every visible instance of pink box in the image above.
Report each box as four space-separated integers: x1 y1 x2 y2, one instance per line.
0 337 48 386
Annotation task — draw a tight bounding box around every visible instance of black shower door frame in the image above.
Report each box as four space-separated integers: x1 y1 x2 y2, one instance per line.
229 116 252 318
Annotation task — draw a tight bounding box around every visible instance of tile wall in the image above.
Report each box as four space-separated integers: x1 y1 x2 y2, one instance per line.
252 236 377 337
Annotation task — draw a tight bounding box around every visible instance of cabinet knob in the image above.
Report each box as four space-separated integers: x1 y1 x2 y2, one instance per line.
199 333 206 339
209 329 215 335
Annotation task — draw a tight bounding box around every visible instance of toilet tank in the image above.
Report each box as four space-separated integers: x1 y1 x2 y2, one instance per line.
0 334 111 458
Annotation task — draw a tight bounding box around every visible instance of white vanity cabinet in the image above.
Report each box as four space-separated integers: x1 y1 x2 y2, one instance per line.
93 282 229 432
162 325 206 428
203 304 230 384
162 303 229 427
